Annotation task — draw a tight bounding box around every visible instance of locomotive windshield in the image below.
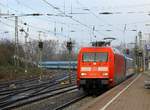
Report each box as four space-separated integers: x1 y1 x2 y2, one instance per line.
83 52 108 62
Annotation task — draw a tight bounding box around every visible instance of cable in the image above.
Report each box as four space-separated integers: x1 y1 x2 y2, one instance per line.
13 0 82 27
3 17 67 37
1 0 111 38
0 14 67 39
12 0 93 38
41 0 109 37
76 0 123 33
0 17 63 41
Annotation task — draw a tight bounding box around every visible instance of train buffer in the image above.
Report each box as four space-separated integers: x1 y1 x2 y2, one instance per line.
80 72 150 110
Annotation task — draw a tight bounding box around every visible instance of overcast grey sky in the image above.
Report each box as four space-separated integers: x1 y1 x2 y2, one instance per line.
0 0 150 46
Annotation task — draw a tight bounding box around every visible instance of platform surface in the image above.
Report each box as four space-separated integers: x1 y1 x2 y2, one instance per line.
80 72 150 110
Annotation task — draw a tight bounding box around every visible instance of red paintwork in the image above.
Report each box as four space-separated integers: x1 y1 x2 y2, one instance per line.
77 47 126 87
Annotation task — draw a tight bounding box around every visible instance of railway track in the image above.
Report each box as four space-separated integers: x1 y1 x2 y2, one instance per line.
0 71 76 109
2 72 134 110
53 74 137 110
0 84 77 110
0 70 76 90
0 74 76 98
0 77 39 89
11 85 86 110
0 72 76 94
5 75 136 110
54 94 87 110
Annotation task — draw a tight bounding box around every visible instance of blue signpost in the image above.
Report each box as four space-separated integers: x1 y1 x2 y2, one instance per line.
145 44 150 70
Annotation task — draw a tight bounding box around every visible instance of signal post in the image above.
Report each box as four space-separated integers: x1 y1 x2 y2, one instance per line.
66 38 74 84
38 41 43 81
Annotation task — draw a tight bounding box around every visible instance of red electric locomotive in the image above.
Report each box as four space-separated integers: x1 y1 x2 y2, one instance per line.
77 47 134 92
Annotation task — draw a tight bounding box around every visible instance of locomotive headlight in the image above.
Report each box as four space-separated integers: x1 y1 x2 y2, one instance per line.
81 73 87 76
102 73 109 76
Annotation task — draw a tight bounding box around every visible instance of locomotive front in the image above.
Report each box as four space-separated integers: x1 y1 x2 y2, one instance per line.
77 47 114 92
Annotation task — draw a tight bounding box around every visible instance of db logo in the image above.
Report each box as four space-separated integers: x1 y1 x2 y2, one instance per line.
92 67 97 71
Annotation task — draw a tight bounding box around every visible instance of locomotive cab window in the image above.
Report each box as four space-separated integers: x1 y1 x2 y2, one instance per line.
83 52 108 62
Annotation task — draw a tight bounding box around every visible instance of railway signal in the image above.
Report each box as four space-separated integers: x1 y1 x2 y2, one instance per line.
38 41 43 50
66 41 73 52
66 38 74 84
126 48 129 54
38 41 44 81
123 48 130 55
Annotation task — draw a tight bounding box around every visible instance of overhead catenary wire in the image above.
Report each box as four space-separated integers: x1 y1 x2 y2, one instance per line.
12 0 85 27
0 18 51 41
1 1 137 34
0 2 66 38
76 0 124 33
1 1 98 39
41 0 109 37
2 17 67 38
0 16 83 40
1 0 148 40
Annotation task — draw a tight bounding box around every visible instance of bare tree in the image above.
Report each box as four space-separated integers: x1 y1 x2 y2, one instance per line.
0 39 24 66
42 40 58 61
58 41 77 61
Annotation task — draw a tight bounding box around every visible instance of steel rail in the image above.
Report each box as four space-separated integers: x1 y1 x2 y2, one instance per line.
54 94 87 110
0 85 77 110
